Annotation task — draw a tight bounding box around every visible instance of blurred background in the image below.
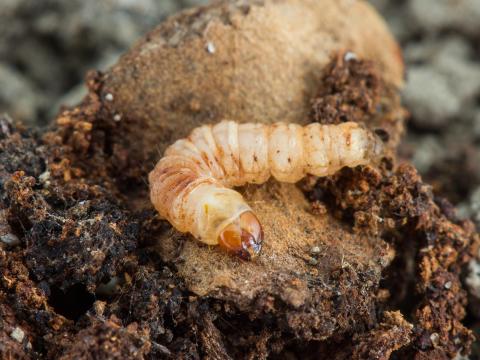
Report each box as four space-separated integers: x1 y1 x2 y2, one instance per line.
1 0 480 255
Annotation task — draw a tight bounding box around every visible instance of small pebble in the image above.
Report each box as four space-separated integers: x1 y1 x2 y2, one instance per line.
93 300 106 317
311 246 321 255
95 276 121 297
10 327 25 343
105 93 114 101
344 51 357 62
113 114 122 122
444 281 452 289
0 114 12 136
39 170 50 183
206 41 216 54
1 233 20 246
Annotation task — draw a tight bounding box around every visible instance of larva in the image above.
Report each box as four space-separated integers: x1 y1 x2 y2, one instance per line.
149 121 383 260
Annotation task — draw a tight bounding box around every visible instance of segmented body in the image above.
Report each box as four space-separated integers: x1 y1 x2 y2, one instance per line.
149 121 382 259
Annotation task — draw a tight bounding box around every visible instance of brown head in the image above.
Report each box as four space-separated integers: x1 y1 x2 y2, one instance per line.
217 211 263 260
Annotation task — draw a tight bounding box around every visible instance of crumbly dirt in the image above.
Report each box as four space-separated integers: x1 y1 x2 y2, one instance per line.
306 61 479 357
0 18 478 360
308 163 478 358
351 311 413 360
307 56 479 358
310 52 406 150
169 181 393 341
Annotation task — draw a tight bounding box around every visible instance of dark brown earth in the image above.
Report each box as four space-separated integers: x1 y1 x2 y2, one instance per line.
1 52 478 359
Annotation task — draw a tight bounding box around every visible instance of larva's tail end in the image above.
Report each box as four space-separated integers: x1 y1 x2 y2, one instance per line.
217 211 263 260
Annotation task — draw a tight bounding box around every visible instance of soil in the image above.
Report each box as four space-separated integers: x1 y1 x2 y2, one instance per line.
1 1 480 359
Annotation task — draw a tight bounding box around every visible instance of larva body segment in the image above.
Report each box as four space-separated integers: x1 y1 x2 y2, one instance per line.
149 121 383 259
303 122 379 177
237 123 270 185
268 123 305 183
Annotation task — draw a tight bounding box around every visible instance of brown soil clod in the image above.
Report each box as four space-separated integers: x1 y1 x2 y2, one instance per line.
168 181 393 341
351 311 413 360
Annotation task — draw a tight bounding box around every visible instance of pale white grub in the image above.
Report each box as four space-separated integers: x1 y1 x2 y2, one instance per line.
149 121 383 260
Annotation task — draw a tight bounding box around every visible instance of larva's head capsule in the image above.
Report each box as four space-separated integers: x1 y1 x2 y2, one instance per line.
217 211 263 260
